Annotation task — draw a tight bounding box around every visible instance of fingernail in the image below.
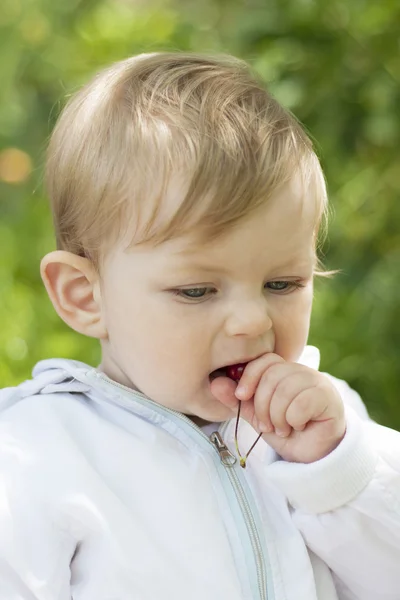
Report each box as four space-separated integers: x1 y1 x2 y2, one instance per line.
275 428 289 438
235 385 247 399
258 422 272 433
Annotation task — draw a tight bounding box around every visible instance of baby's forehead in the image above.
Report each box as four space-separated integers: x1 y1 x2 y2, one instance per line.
109 170 321 279
146 206 315 272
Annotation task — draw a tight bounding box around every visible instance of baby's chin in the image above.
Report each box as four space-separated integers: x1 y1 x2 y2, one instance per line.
184 402 233 428
187 415 220 428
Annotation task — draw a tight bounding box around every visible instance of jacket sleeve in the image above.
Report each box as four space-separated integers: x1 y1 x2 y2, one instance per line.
265 375 400 600
0 390 75 600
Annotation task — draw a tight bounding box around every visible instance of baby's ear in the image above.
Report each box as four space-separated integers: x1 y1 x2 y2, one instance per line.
40 251 107 339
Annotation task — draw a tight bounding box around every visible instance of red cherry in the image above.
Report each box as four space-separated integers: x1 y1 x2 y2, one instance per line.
225 363 246 383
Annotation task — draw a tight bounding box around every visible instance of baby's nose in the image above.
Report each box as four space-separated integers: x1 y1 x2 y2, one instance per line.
225 302 272 338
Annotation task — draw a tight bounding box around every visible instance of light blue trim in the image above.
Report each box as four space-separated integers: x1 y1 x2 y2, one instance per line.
233 464 274 599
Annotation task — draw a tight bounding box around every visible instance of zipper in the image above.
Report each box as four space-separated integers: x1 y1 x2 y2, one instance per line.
90 370 269 600
210 429 237 467
210 431 267 600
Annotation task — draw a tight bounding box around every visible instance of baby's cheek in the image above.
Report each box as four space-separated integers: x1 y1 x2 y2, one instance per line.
273 322 310 363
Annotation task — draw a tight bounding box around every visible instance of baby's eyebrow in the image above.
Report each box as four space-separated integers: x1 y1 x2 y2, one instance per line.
170 244 316 275
173 261 232 275
171 257 315 276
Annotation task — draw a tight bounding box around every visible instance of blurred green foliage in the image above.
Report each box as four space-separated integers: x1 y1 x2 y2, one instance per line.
0 0 399 427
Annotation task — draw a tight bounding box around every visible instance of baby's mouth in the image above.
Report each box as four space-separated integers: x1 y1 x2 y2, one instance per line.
209 368 228 382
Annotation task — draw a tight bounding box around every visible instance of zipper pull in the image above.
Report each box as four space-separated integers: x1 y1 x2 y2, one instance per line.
210 432 237 467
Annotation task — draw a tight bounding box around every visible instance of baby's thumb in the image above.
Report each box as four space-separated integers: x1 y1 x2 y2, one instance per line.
210 376 239 413
211 376 257 429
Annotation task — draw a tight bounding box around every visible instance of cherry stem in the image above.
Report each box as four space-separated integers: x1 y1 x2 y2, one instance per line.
234 400 263 468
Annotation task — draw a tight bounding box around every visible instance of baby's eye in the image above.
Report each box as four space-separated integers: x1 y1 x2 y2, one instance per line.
173 287 216 301
266 281 304 292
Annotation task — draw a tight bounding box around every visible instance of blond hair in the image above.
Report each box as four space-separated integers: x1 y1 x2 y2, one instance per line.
46 51 329 273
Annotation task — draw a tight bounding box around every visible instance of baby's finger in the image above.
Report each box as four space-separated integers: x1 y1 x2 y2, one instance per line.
252 364 306 433
269 373 317 436
210 376 239 412
284 386 325 430
235 353 286 401
210 375 258 430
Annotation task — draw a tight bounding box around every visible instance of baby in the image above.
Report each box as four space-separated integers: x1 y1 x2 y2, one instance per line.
1 52 399 600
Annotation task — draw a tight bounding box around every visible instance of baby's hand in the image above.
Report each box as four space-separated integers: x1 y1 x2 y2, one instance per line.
210 353 346 463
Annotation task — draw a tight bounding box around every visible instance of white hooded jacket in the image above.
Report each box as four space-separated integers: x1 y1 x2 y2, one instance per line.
0 346 399 600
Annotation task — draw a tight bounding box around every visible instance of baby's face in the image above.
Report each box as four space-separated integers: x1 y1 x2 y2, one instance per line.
98 178 317 423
